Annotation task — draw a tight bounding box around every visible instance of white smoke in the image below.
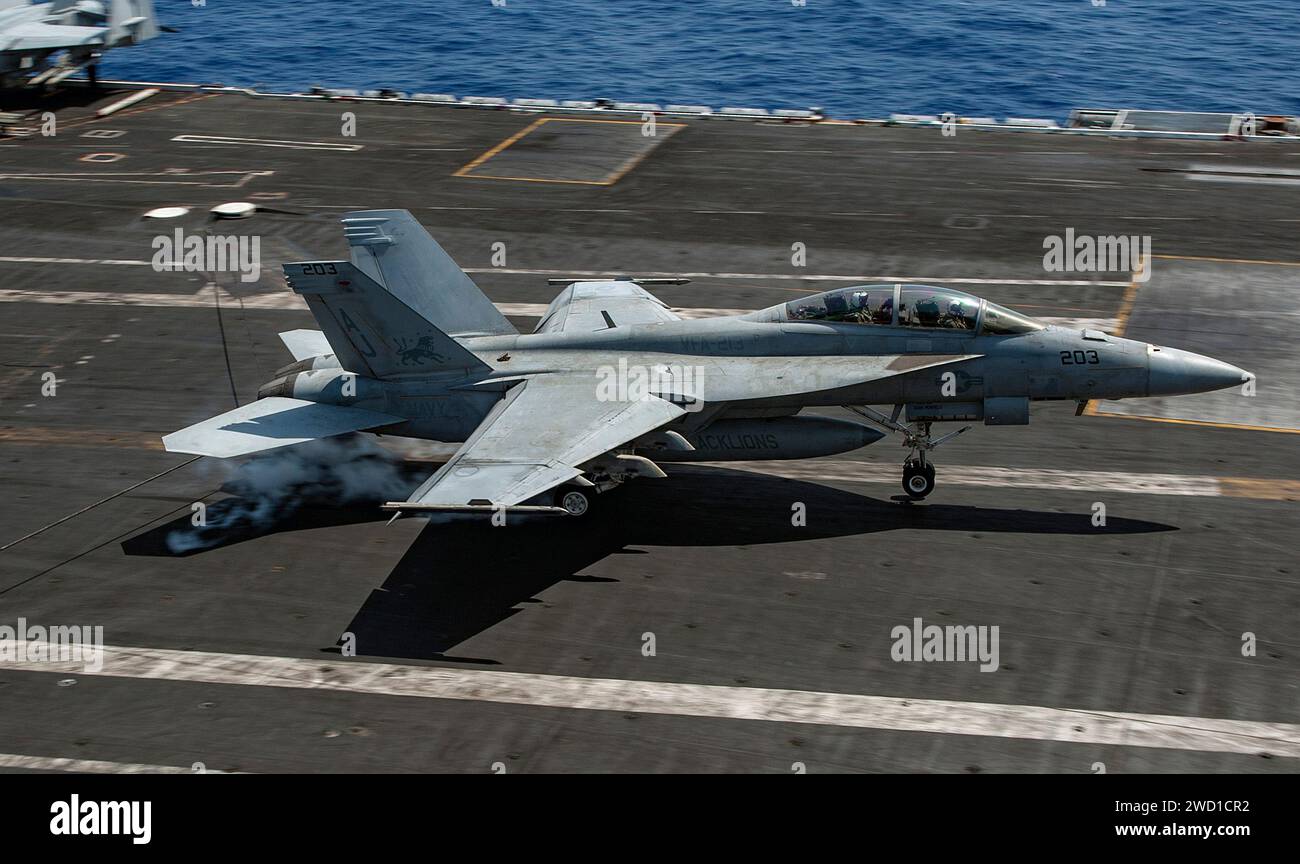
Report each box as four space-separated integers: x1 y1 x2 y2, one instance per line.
166 435 426 553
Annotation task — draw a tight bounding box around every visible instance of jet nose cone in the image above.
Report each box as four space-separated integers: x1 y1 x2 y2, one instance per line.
1147 345 1251 396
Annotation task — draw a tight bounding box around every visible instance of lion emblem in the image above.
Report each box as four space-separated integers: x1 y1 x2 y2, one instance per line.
393 333 446 366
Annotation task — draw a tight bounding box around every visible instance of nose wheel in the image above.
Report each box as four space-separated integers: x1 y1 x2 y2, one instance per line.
902 457 936 499
847 405 970 501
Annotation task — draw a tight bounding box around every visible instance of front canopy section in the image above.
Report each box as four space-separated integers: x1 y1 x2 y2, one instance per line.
898 285 979 330
979 300 1044 335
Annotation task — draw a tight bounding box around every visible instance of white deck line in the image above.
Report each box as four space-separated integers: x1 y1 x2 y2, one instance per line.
3 643 1296 759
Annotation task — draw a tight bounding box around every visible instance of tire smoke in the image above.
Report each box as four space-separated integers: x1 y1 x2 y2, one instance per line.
165 435 425 553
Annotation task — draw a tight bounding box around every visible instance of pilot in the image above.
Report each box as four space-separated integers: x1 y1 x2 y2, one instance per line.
946 299 974 329
847 291 873 323
915 295 941 326
872 295 894 325
790 300 821 320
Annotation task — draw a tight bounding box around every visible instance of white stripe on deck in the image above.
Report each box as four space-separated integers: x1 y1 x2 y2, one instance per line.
0 752 234 774
0 256 151 266
466 268 1131 287
711 459 1223 497
3 643 1296 758
0 289 1116 331
171 134 364 152
0 287 304 309
0 256 1130 287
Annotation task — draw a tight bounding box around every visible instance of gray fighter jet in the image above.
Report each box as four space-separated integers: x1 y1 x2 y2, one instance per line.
164 210 1252 514
0 0 161 87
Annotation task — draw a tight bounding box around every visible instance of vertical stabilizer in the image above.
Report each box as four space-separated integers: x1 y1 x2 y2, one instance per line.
340 210 516 337
283 261 491 380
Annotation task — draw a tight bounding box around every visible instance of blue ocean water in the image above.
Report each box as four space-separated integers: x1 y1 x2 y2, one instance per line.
103 1 1297 119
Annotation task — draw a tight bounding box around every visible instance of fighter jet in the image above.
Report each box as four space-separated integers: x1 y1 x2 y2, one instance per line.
0 0 162 87
164 210 1253 514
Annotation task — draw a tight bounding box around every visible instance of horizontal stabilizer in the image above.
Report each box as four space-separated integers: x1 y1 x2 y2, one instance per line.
163 397 402 458
278 329 331 361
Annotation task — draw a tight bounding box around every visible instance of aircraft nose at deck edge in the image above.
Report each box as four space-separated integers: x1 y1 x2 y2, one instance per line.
1146 344 1252 397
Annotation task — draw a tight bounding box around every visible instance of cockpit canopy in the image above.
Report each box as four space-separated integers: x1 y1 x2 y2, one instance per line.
784 284 1043 335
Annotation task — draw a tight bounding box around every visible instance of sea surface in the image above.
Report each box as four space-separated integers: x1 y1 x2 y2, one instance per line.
102 0 1297 119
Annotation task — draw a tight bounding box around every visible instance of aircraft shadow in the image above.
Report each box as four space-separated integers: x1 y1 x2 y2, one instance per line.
123 463 1175 663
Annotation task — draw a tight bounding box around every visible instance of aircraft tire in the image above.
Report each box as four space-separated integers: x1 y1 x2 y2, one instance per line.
556 488 592 517
902 460 935 499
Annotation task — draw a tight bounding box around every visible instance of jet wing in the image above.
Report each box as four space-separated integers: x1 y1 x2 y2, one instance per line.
535 280 681 333
0 23 106 52
394 373 686 509
163 397 403 458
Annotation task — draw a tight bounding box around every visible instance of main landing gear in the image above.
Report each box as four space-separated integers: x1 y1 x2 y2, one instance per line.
554 487 591 517
847 405 971 500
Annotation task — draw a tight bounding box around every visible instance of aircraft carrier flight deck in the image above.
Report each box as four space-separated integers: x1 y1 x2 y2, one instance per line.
0 85 1296 774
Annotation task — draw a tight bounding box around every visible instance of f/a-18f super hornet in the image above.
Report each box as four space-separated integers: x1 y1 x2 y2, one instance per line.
164 210 1252 514
0 0 162 87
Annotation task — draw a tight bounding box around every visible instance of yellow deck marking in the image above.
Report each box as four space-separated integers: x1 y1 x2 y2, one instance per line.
454 117 686 185
1152 253 1300 267
1085 412 1300 435
0 426 164 449
1218 477 1300 501
1112 252 1147 337
1083 254 1146 419
1087 252 1295 432
452 116 548 177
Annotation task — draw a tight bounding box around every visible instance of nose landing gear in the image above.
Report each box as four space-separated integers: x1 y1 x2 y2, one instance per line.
847 405 971 500
902 457 936 499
